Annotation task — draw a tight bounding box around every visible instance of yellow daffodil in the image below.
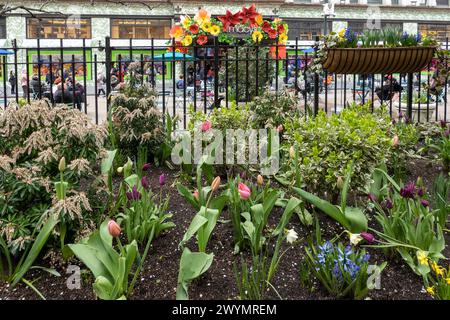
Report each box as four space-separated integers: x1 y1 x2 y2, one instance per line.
181 15 191 29
339 28 346 38
252 30 263 43
202 21 212 33
426 286 434 295
255 14 263 26
436 266 446 277
446 278 450 284
210 24 221 36
181 35 192 46
278 33 288 44
417 250 429 265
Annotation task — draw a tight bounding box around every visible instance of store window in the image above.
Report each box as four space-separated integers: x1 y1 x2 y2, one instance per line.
111 18 170 39
419 23 450 41
27 17 92 39
347 20 403 34
0 18 6 39
436 0 449 6
285 20 332 40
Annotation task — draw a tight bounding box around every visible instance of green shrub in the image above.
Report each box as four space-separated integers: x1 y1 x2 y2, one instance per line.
109 65 165 160
284 104 392 199
248 89 301 129
0 100 107 254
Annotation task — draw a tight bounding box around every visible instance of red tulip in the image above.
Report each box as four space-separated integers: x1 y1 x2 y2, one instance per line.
238 182 251 200
107 220 121 237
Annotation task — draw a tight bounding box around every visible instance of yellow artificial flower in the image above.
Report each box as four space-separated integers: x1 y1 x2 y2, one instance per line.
426 286 434 295
417 250 428 265
278 33 288 44
181 35 192 46
252 30 263 43
255 14 263 26
210 24 221 36
181 15 191 29
274 18 282 24
202 21 212 33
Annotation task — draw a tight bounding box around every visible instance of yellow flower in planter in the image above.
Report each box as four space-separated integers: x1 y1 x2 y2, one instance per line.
181 15 191 29
210 25 221 36
278 33 288 44
252 30 263 43
202 21 212 33
339 28 346 38
181 35 193 46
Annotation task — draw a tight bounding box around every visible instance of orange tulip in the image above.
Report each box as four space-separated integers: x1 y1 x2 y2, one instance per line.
211 176 221 192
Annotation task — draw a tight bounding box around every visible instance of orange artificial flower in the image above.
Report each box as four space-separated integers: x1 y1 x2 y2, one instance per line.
169 24 184 40
194 8 211 25
269 45 286 59
254 14 263 26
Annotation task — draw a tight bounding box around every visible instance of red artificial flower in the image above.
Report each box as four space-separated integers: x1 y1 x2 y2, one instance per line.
269 45 286 59
197 34 208 45
261 21 272 33
189 24 199 35
218 10 242 31
277 24 286 35
240 3 259 25
267 28 277 39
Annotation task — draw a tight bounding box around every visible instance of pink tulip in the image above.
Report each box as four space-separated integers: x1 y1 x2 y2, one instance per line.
159 173 166 186
201 120 212 132
277 124 284 133
107 220 121 237
238 182 251 200
193 189 199 200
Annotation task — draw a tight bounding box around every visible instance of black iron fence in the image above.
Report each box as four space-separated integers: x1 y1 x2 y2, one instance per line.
0 37 448 127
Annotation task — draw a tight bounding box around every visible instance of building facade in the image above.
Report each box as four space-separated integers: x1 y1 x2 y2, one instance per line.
0 0 449 78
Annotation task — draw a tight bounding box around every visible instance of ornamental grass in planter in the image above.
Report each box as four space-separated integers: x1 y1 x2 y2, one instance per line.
314 28 437 75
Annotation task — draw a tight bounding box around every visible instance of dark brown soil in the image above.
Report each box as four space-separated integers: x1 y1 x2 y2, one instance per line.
0 159 448 301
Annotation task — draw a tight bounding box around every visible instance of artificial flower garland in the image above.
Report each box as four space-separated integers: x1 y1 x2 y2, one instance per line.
168 4 289 59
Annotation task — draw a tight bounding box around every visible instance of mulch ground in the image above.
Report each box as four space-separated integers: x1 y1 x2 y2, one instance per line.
0 158 448 300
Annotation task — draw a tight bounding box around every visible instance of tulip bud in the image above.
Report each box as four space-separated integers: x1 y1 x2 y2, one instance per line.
391 135 399 147
107 220 121 237
277 124 284 133
142 163 151 171
416 176 424 188
420 199 429 207
211 176 221 192
257 174 264 186
336 176 344 190
193 189 199 200
117 166 123 174
289 146 295 159
360 232 375 244
159 173 166 186
58 157 66 172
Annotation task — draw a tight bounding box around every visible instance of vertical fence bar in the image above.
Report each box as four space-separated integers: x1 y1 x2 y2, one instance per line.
235 45 239 105
25 54 30 103
105 36 112 110
59 39 65 103
255 41 259 101
94 54 99 124
294 38 299 98
214 36 219 108
71 54 77 109
183 53 187 129
275 42 279 100
313 38 319 115
37 38 42 99
2 56 7 107
245 45 249 102
13 39 19 104
406 72 413 120
445 37 448 122
193 44 197 112
225 49 229 108
82 39 88 114
49 55 54 104
171 39 176 117
151 38 155 89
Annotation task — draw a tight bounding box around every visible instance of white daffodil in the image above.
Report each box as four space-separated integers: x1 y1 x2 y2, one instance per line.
286 228 298 244
349 232 363 246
